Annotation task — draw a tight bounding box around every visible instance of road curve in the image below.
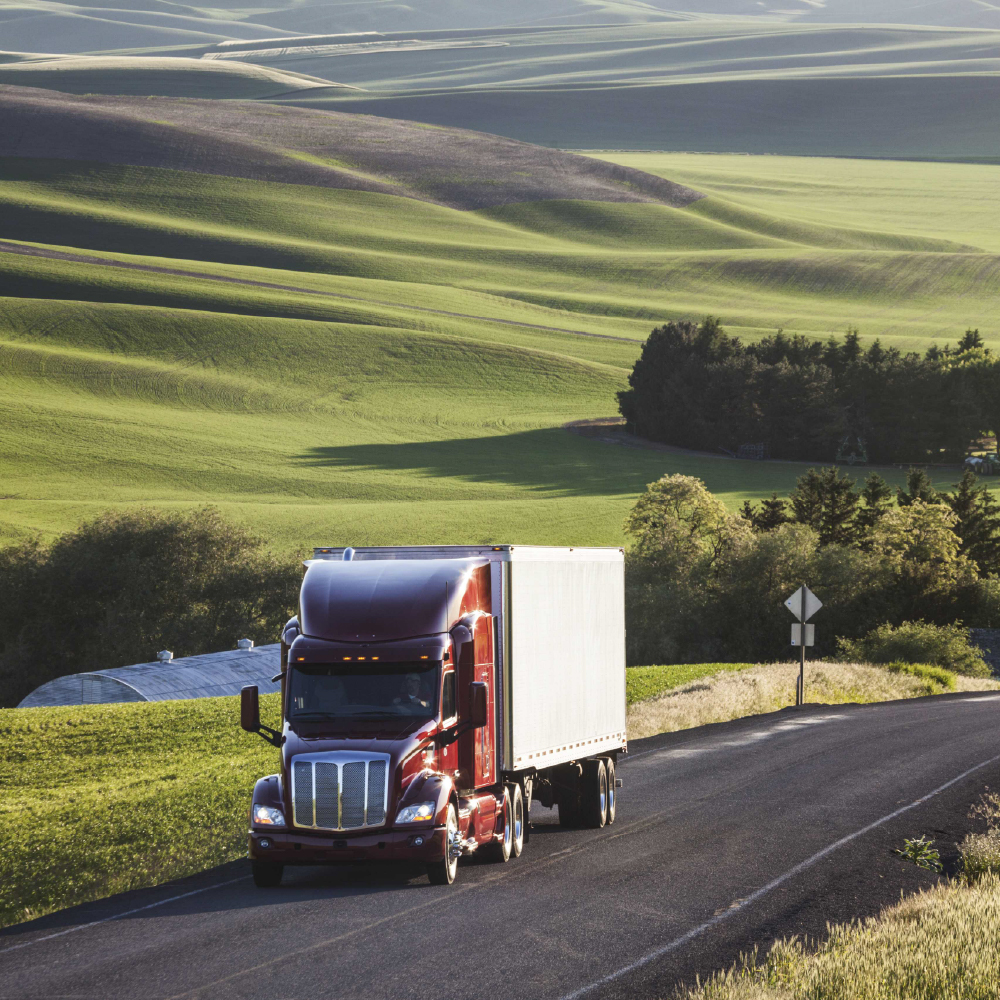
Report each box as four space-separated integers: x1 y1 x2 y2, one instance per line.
3 692 1000 1000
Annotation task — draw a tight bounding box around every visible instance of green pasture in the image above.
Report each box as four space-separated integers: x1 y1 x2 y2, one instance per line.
1 152 998 547
626 663 755 705
0 693 281 928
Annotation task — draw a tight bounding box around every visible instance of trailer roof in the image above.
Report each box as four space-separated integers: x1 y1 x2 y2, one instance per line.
311 545 623 562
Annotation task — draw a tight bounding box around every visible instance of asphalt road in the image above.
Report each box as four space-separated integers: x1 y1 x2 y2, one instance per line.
4 691 1000 1000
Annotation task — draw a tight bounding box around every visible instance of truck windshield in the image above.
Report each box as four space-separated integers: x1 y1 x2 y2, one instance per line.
288 662 441 722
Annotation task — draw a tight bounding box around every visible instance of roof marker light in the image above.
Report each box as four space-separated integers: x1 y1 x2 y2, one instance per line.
296 656 305 662
420 655 429 660
372 656 379 660
343 656 352 661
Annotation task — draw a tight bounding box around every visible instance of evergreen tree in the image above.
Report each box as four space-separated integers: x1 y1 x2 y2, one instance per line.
789 467 860 546
897 467 941 507
741 493 790 533
944 469 1000 575
856 472 894 535
958 329 986 353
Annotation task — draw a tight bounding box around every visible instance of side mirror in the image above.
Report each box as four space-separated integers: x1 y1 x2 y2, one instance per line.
469 681 488 728
241 685 261 732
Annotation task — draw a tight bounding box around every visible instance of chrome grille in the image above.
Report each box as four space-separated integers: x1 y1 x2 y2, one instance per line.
293 759 314 827
367 760 387 825
290 752 391 832
341 762 365 828
314 761 339 828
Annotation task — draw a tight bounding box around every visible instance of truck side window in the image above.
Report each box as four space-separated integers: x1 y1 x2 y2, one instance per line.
442 671 456 722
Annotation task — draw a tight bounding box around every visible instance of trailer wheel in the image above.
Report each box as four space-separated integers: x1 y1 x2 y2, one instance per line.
581 758 608 829
604 757 617 825
509 782 525 858
481 786 512 863
427 803 459 885
251 861 283 887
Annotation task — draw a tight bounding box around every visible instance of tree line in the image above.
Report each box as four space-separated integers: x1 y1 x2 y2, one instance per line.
623 468 1000 670
618 319 999 463
0 508 299 707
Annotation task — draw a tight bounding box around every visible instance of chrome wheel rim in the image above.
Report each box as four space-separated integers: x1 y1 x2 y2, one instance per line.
513 794 523 846
502 796 512 854
599 768 607 819
446 810 459 876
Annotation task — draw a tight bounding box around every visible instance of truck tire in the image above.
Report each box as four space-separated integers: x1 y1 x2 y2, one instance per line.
427 803 460 885
604 756 617 825
251 861 284 887
581 758 608 829
481 787 512 863
509 782 525 858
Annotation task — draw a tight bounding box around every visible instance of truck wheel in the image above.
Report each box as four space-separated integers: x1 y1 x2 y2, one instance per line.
481 787 512 863
251 861 283 887
604 757 617 825
582 758 608 829
427 804 459 885
509 782 525 858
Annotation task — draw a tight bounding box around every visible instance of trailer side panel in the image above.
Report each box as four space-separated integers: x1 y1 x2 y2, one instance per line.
507 549 625 771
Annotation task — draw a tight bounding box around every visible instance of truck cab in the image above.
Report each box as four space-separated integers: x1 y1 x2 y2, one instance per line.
240 545 625 886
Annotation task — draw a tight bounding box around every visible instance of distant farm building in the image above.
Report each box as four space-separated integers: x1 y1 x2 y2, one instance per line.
18 643 281 708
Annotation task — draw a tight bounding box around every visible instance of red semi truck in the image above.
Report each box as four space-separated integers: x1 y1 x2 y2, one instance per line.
240 544 626 886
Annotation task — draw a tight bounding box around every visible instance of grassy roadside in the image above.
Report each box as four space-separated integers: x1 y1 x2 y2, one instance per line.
681 874 1000 1000
626 662 1000 740
683 793 1000 1000
626 663 756 705
0 692 281 929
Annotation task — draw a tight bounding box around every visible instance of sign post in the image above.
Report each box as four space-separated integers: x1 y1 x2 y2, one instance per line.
784 585 822 706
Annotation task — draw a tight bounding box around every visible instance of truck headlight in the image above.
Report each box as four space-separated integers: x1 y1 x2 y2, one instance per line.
395 801 436 824
252 803 286 826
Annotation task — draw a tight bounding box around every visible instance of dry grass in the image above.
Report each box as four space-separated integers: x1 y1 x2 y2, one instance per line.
681 875 1000 1000
626 662 999 741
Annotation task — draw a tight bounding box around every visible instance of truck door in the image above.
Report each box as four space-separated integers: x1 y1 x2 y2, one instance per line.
458 615 496 789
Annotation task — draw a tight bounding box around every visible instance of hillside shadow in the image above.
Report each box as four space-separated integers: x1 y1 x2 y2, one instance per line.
295 427 663 497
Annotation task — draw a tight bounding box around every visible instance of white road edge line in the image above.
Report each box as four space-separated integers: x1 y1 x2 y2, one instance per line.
559 751 1000 1000
0 876 249 955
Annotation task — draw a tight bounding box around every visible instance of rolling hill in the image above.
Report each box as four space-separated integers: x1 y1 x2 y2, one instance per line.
0 90 998 551
0 53 351 98
254 21 1000 157
1 0 998 154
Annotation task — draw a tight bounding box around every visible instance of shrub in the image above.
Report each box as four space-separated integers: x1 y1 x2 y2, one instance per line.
837 621 990 677
893 835 943 872
0 507 301 707
959 830 1000 883
884 661 957 694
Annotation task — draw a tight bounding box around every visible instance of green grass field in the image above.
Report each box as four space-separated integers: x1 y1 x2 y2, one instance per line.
626 663 755 705
2 148 998 549
0 692 282 928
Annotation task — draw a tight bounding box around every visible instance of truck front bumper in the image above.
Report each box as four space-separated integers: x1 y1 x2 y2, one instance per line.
248 827 446 864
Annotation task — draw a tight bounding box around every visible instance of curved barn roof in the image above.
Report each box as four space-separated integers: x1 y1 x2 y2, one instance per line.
17 644 281 708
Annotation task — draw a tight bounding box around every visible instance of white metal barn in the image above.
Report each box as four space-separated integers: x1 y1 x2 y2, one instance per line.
17 644 281 708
